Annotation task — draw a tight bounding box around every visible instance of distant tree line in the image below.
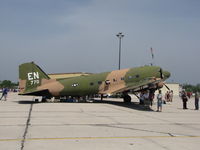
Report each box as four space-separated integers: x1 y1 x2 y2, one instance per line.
182 84 200 93
0 80 18 89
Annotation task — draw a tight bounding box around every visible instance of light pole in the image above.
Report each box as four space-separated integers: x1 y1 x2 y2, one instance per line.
116 32 124 70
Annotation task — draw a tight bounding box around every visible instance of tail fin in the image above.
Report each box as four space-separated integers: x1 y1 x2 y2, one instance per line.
19 62 50 95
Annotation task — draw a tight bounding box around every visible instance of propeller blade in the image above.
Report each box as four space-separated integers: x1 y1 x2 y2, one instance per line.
159 68 163 79
164 83 170 90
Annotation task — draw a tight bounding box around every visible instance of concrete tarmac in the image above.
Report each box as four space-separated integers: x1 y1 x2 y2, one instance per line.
0 93 200 150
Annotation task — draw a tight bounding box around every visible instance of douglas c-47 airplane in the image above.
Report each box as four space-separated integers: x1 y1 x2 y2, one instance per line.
19 62 170 102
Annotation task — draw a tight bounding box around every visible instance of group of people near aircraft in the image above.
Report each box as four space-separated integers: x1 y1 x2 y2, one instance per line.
139 90 158 110
180 90 199 110
164 90 174 103
139 90 155 106
139 89 199 111
139 89 174 112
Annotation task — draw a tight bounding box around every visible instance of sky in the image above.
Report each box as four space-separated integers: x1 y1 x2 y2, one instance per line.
0 0 200 84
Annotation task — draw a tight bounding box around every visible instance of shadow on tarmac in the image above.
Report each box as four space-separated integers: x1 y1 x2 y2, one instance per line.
16 99 153 111
17 100 39 104
93 99 153 112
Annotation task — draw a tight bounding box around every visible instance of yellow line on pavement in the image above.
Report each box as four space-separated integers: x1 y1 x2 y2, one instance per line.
0 136 200 142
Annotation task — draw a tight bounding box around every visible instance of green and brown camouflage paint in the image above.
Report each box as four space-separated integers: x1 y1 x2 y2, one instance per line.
19 62 170 97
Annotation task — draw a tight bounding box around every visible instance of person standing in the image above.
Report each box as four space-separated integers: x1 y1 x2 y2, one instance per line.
139 91 144 105
181 90 188 109
195 92 199 110
143 91 149 106
149 90 155 107
157 90 163 112
164 91 169 104
169 90 173 102
0 88 8 101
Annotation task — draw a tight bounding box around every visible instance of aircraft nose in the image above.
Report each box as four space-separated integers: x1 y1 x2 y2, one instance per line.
163 70 170 79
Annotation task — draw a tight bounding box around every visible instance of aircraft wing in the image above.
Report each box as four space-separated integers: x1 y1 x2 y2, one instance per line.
104 77 164 94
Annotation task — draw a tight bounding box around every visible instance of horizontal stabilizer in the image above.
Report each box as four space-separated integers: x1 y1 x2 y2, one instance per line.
19 89 51 97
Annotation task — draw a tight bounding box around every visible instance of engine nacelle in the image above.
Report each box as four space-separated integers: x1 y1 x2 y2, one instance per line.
157 82 164 89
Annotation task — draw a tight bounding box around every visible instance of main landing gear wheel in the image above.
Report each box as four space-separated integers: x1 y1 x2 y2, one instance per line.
123 94 131 103
41 96 47 102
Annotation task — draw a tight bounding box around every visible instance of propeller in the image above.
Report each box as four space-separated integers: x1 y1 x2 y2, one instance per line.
159 68 163 79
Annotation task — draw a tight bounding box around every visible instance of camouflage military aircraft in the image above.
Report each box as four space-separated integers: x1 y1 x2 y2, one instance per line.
19 62 170 102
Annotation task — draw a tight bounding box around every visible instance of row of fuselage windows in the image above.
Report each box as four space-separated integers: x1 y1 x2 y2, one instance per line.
71 74 140 87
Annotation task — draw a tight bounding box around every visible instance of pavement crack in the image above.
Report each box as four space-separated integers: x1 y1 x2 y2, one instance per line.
146 138 171 150
97 124 196 137
20 103 33 150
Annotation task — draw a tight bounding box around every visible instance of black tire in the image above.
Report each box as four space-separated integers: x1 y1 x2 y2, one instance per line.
41 97 47 102
123 95 131 103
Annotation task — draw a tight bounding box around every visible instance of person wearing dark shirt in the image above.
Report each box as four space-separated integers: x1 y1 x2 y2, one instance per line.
0 88 8 101
195 92 199 110
181 91 188 109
